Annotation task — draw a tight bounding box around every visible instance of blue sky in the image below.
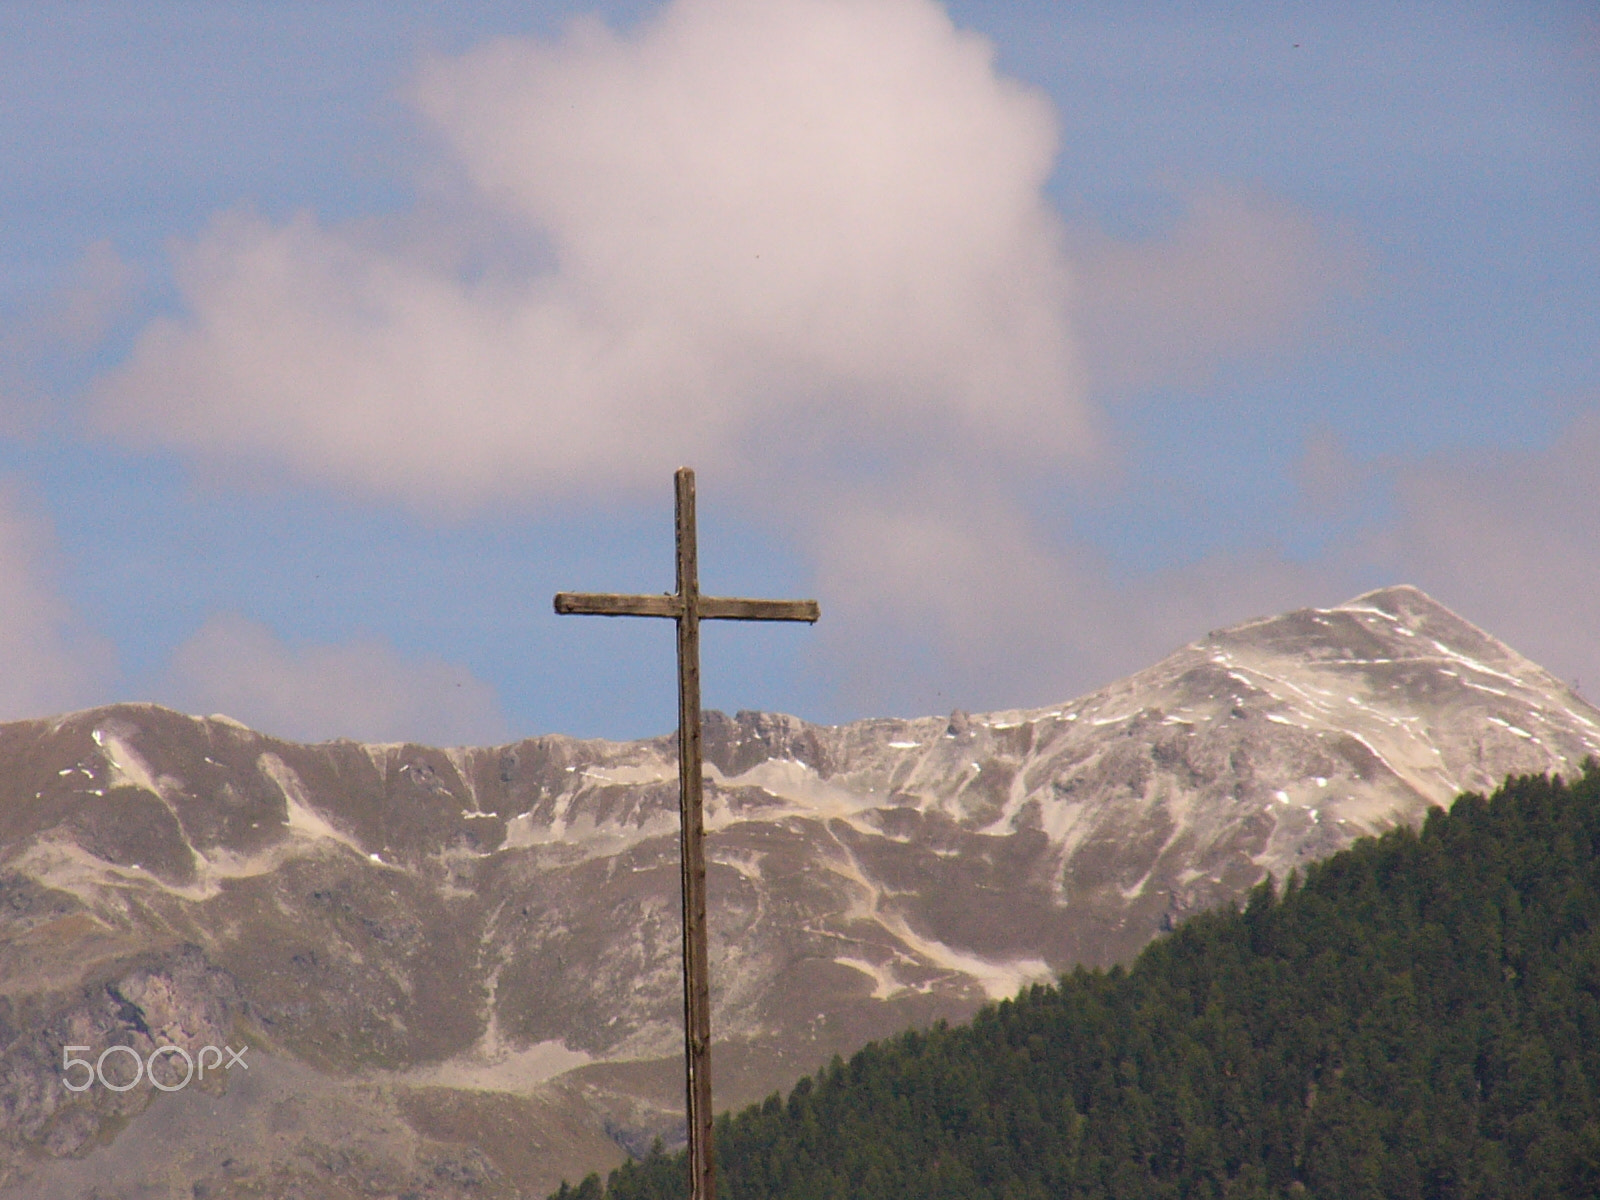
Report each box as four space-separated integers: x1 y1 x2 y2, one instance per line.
1 0 1596 743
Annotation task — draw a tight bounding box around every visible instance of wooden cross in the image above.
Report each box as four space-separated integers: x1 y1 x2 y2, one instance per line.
554 467 819 1200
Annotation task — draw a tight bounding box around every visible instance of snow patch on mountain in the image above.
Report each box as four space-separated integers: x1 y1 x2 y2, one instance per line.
258 752 364 855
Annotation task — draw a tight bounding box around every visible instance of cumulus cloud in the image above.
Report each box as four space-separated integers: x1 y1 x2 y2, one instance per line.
805 474 1339 715
1368 409 1600 698
160 613 509 745
0 482 113 720
2 241 138 428
36 240 141 350
1071 188 1368 393
94 0 1089 509
83 0 1387 726
817 405 1600 719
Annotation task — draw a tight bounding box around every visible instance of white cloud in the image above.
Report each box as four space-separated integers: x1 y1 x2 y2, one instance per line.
812 406 1600 721
160 614 509 745
1071 188 1368 393
1370 409 1600 699
0 482 113 720
94 0 1089 510
805 475 1337 716
37 240 140 350
81 0 1391 730
2 240 138 429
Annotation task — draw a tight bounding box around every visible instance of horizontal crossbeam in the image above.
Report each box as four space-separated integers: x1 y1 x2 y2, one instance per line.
554 592 680 618
702 596 819 621
554 592 819 623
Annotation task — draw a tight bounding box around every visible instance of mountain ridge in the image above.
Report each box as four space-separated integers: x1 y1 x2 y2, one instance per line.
583 766 1600 1200
2 584 1597 1198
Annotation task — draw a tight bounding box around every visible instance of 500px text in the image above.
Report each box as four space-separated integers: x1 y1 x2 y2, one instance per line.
60 1043 249 1092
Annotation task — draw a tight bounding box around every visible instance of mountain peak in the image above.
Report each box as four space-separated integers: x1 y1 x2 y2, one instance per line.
1337 582 1439 612
4 590 1600 1197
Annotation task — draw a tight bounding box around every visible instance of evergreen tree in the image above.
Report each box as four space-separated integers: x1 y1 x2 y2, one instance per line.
552 762 1600 1199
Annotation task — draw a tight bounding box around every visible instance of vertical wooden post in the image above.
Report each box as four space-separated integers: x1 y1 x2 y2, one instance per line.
674 467 715 1200
553 467 817 1200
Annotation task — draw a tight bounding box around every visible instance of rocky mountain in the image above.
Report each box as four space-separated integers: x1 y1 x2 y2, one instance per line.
1 585 1596 1198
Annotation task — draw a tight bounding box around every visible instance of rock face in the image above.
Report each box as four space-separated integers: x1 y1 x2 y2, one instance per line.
1 585 1596 1197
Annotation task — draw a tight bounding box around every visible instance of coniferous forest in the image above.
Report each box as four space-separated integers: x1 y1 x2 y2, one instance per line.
554 765 1600 1199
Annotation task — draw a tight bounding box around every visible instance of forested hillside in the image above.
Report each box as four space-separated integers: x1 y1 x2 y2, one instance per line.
558 763 1600 1199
